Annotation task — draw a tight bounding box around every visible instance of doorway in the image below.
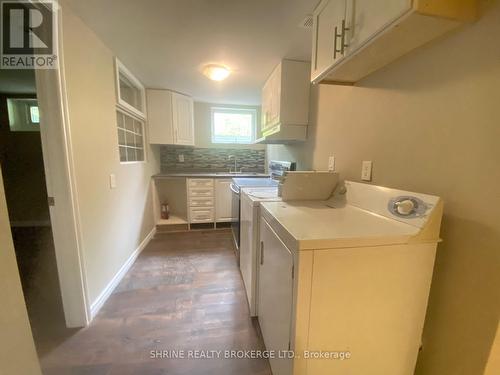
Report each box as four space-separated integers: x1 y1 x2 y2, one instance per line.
0 71 76 355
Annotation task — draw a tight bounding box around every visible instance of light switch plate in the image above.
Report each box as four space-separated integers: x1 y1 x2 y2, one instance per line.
178 154 184 163
328 156 335 172
109 174 117 189
361 161 372 181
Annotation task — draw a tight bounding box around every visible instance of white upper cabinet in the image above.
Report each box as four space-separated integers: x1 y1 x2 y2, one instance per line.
261 63 281 132
147 89 195 146
171 92 195 146
348 0 412 52
147 89 174 144
115 58 146 119
311 0 347 82
311 0 478 84
257 59 310 144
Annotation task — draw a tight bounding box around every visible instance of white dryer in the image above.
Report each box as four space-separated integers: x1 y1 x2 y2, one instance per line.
240 187 280 316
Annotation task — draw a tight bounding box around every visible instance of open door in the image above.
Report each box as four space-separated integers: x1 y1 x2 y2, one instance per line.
0 165 43 375
0 1 89 329
32 4 90 327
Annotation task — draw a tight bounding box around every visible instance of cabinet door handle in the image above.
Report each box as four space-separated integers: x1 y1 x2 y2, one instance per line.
334 26 339 59
341 19 350 55
260 241 264 265
334 25 342 59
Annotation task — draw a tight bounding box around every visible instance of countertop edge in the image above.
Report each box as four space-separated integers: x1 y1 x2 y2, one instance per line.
153 173 270 179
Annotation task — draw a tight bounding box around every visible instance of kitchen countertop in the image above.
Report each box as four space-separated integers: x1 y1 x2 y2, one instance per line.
153 172 269 179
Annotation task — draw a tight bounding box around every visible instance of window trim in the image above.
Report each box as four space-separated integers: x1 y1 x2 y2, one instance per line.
210 107 257 145
114 58 146 120
116 108 147 164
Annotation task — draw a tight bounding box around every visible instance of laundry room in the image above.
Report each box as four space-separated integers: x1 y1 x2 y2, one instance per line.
0 1 499 375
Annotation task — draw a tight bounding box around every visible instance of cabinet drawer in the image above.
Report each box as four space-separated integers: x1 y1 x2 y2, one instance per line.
189 197 214 207
188 187 214 198
188 178 214 188
190 208 214 223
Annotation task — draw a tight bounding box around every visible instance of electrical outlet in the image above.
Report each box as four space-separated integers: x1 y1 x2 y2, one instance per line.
109 173 117 189
361 161 372 181
178 154 184 163
328 156 335 172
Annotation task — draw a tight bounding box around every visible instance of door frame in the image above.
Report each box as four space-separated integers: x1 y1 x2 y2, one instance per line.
33 4 90 327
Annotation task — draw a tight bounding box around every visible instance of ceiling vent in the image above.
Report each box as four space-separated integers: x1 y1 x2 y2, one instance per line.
299 15 313 29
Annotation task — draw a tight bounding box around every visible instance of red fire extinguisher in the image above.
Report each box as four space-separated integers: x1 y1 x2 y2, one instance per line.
161 203 170 220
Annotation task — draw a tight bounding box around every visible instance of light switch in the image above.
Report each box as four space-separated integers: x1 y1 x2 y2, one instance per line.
361 161 372 181
109 174 117 189
328 156 335 172
178 154 184 163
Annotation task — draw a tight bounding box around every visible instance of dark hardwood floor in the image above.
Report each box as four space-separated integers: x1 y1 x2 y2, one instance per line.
11 226 76 358
39 229 271 375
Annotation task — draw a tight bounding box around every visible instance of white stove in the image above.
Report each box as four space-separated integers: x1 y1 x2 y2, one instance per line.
230 161 295 261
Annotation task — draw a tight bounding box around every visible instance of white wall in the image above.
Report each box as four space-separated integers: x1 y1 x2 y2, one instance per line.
268 2 500 374
61 5 160 307
0 168 42 375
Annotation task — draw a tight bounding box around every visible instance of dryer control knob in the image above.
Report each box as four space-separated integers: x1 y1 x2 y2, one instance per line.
395 199 415 215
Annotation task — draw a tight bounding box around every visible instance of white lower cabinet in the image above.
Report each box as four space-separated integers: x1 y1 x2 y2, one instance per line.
215 179 233 222
187 178 215 224
189 197 214 208
258 217 294 375
187 178 234 225
189 188 213 198
189 207 214 223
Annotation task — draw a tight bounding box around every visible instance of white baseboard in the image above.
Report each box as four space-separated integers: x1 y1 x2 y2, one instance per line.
89 227 156 320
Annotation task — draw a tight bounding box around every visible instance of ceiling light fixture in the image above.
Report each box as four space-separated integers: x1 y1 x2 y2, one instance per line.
203 64 231 81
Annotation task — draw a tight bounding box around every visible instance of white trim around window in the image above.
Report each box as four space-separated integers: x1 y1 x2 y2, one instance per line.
211 107 257 145
116 109 147 164
114 58 146 120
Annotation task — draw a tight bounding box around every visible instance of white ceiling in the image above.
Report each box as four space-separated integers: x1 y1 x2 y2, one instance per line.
64 0 317 105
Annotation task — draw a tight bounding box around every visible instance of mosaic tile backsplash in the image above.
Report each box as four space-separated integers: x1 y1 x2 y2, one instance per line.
160 146 266 173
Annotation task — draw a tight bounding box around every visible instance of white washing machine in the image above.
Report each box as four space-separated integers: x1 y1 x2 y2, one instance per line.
257 180 444 375
240 187 281 316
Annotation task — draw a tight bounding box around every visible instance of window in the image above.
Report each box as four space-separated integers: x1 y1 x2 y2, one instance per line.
29 105 40 124
115 58 146 119
114 58 146 163
211 107 256 144
116 110 145 163
6 98 40 132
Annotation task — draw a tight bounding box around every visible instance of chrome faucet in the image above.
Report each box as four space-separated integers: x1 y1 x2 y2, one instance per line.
228 155 239 173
